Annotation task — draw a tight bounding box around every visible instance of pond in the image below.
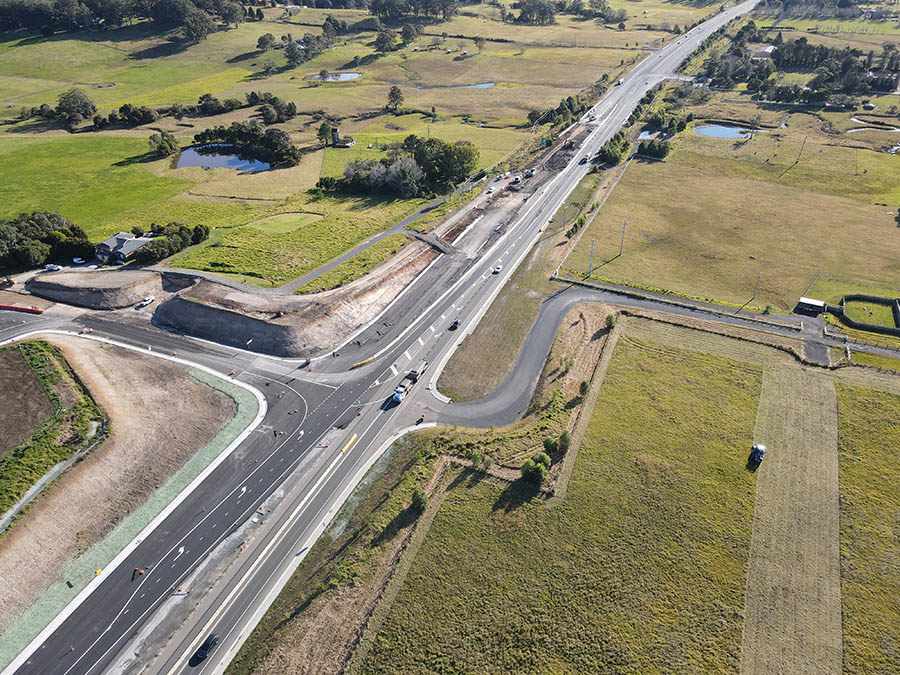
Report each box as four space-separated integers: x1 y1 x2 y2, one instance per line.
176 145 270 172
693 124 761 139
310 72 362 82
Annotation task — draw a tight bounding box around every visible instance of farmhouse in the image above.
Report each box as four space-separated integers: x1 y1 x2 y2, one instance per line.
95 232 153 262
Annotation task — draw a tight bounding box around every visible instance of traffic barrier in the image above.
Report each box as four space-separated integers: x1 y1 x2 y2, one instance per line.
0 304 43 314
351 356 374 369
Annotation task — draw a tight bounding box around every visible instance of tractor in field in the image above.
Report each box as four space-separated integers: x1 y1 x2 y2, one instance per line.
747 444 766 471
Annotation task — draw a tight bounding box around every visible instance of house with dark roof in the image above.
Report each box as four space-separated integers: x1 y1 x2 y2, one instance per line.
95 232 154 262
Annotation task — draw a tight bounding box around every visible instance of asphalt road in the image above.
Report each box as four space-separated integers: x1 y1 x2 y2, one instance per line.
0 3 777 673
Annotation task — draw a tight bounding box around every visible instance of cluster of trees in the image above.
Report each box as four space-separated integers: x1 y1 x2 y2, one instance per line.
595 130 629 165
247 91 298 123
284 33 333 68
0 212 92 272
16 87 98 130
318 134 479 197
369 0 459 21
93 102 160 129
0 0 249 41
504 0 627 27
528 93 592 129
636 138 670 159
149 130 180 157
133 222 210 263
241 4 265 21
193 121 301 165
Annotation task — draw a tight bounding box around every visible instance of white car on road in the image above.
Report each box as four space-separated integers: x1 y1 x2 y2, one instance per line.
136 296 155 308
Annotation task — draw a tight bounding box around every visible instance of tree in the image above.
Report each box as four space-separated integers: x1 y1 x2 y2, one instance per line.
521 458 548 484
257 33 276 51
183 9 215 41
558 430 571 454
401 23 416 45
220 2 242 27
56 88 95 119
606 313 616 329
542 437 557 454
317 121 332 146
148 130 180 157
256 7 264 20
474 36 485 54
411 487 427 512
284 40 303 67
387 85 404 112
375 29 396 54
579 380 589 397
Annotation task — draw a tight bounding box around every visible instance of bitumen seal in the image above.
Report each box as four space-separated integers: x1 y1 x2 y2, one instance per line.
0 370 257 669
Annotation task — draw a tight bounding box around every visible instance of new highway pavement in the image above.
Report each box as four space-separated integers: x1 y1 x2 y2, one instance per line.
1 3 768 672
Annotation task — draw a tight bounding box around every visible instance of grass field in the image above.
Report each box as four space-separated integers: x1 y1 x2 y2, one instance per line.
564 102 900 310
851 351 900 371
294 233 410 294
807 277 900 305
835 384 900 672
0 341 102 518
172 195 426 285
364 336 761 672
843 300 897 328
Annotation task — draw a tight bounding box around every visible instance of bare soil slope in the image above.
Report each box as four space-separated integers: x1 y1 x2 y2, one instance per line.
0 348 54 458
0 337 235 630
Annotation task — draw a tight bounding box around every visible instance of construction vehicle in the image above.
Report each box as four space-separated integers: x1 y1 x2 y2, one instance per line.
392 360 428 403
747 444 766 471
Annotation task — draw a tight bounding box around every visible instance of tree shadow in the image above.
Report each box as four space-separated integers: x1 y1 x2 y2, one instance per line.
113 151 161 167
129 39 189 60
492 478 541 513
227 50 260 64
370 504 419 548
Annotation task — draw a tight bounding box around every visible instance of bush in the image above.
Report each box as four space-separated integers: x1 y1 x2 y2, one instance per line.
558 430 571 454
579 380 590 397
606 313 616 329
521 458 549 484
533 451 551 468
542 437 558 455
411 487 428 512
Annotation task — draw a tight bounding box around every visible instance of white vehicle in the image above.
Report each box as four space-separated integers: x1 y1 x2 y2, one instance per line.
617 78 624 85
137 296 155 308
72 257 85 264
492 265 502 274
487 187 494 194
43 264 61 272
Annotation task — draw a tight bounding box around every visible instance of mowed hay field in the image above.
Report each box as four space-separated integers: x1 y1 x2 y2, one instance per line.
835 384 900 673
565 110 900 310
363 335 762 672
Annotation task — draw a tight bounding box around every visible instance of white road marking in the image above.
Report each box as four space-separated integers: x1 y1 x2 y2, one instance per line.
417 337 423 346
403 350 411 361
390 365 398 376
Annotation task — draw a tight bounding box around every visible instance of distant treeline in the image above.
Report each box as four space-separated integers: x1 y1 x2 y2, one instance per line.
193 120 301 166
134 222 210 263
0 212 92 272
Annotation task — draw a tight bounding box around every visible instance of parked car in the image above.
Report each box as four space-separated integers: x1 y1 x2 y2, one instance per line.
487 187 494 194
43 264 61 272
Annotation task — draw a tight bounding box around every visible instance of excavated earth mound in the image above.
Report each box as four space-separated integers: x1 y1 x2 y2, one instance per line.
25 270 170 309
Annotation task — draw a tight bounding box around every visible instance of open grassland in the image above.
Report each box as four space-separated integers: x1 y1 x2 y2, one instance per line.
294 233 409 294
565 108 900 310
172 195 426 285
0 348 54 459
0 341 102 517
808 277 900 305
836 384 900 673
364 337 761 672
843 300 897 328
851 351 900 371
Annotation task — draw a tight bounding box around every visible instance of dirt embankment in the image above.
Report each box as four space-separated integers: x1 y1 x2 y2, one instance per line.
159 241 438 357
25 270 176 309
0 337 236 631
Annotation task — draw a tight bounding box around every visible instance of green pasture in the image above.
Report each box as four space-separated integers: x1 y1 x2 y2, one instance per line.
294 232 410 294
364 337 760 672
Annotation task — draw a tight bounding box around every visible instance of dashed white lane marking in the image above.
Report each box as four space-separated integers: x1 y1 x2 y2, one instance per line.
440 314 445 320
429 325 435 332
390 364 398 376
417 337 424 346
403 350 411 361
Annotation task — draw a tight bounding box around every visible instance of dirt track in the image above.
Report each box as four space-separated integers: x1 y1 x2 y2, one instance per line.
0 337 235 631
741 366 842 674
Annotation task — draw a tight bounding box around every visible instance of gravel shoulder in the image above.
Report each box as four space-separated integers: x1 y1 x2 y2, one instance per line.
0 336 236 633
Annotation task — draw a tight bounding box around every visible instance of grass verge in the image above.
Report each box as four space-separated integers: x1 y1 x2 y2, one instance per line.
294 233 410 295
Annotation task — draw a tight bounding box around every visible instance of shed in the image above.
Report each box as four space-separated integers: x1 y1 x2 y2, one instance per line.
752 45 775 60
795 296 826 316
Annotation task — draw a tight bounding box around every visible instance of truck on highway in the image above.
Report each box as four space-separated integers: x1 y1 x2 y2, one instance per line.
392 360 428 403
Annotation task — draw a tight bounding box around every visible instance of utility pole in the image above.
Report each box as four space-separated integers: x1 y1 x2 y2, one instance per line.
619 220 627 257
589 238 594 277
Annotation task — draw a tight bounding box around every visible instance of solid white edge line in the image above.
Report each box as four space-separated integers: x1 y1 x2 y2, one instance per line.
0 330 268 675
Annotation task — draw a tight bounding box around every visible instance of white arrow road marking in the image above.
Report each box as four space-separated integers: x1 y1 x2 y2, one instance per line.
239 486 246 497
173 547 184 561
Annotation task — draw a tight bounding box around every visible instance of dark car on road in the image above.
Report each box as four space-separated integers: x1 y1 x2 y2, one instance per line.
192 633 218 663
